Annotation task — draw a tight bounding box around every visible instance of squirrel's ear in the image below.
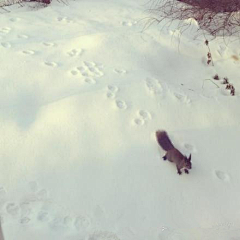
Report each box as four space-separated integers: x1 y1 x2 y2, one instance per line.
188 154 191 161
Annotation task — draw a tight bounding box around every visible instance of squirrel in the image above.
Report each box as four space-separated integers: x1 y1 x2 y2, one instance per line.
156 130 192 175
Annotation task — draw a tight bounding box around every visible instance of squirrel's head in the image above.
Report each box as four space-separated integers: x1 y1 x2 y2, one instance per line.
184 154 192 169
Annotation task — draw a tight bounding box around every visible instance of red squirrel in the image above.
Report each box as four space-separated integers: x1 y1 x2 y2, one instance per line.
156 130 192 175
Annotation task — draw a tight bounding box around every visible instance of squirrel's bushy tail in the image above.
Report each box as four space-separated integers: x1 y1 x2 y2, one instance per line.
156 130 174 151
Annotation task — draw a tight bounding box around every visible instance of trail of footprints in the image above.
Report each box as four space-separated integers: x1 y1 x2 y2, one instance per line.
0 24 231 196
0 182 121 239
144 77 191 104
106 81 154 122
70 61 104 85
0 172 232 238
0 27 12 48
106 85 128 110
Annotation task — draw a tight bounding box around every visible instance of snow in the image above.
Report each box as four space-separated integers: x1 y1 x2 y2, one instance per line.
0 0 240 239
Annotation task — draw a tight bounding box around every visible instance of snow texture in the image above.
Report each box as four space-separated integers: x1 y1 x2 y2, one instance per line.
0 0 240 239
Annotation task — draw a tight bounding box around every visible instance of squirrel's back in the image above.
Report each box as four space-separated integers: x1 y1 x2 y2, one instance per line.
156 130 174 151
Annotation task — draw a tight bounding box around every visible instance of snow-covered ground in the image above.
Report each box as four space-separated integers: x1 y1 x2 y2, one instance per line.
0 0 240 239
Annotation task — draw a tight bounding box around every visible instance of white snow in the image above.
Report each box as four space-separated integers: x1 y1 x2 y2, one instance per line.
0 0 240 239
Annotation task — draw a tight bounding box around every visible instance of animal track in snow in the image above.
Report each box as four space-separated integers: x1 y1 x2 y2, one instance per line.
115 100 127 110
44 61 58 67
107 85 119 93
1 42 11 48
74 216 91 231
50 217 65 230
145 77 163 96
6 202 19 216
57 16 73 23
138 110 152 120
63 216 74 226
36 189 48 200
114 68 127 75
71 61 104 79
1 182 55 227
20 217 31 224
67 49 83 57
18 34 29 39
70 70 78 76
134 118 144 126
106 92 115 99
184 143 196 152
22 50 36 55
173 92 191 104
0 27 11 34
84 77 96 84
37 211 50 222
79 61 104 78
133 110 152 126
89 231 120 240
121 20 137 27
106 85 119 99
214 170 230 182
43 42 56 47
19 201 32 217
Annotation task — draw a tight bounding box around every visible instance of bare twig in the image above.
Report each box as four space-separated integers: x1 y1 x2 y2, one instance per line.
202 79 220 89
147 0 240 39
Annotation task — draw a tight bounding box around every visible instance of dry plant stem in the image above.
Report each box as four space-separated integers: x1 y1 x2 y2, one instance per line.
213 74 220 80
223 77 229 84
202 79 220 89
205 39 214 66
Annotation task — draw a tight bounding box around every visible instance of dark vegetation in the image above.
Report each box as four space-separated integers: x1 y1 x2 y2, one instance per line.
0 0 52 10
148 0 240 39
